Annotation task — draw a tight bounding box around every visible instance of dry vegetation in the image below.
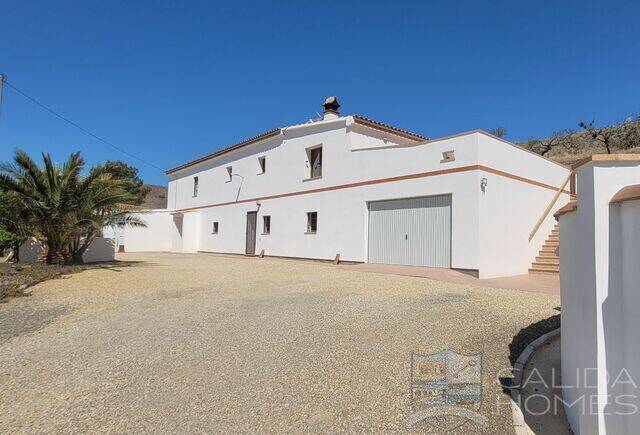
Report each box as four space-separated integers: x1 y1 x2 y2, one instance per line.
517 116 640 166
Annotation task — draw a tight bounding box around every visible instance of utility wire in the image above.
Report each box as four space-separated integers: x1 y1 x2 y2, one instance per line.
2 78 165 173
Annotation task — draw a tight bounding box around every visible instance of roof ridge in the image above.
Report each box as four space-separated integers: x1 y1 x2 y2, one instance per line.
166 114 428 175
351 114 428 141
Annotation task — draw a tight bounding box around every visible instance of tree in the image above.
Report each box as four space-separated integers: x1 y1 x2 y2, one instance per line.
579 120 616 154
101 161 150 205
0 191 32 262
488 126 507 138
66 166 146 264
525 129 576 156
0 150 146 265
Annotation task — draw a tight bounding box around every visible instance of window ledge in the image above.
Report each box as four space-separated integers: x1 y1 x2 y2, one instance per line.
257 172 265 176
304 231 317 235
261 232 270 235
303 176 323 182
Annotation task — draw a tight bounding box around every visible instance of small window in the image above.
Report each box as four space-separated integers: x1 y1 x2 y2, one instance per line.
309 147 322 178
441 150 455 163
212 222 219 234
262 215 271 234
193 176 199 197
226 166 233 182
306 212 317 234
258 156 266 174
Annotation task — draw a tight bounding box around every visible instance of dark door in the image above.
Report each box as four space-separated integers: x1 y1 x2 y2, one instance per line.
245 211 257 254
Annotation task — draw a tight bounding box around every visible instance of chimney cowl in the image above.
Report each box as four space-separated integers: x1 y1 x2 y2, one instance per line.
322 96 340 116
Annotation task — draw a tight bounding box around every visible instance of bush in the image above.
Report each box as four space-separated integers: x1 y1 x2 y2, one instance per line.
0 227 22 257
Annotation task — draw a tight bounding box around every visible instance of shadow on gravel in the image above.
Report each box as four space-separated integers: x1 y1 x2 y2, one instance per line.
498 310 561 391
0 304 73 344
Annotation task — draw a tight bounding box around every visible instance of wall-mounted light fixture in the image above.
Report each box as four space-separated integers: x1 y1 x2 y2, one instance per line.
480 177 488 193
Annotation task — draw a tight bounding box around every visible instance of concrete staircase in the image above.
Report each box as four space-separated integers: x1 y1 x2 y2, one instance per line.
529 224 560 275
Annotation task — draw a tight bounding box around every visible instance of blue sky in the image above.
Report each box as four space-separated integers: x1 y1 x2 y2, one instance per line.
1 0 638 184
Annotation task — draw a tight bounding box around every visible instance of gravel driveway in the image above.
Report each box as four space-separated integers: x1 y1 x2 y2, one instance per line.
0 252 559 433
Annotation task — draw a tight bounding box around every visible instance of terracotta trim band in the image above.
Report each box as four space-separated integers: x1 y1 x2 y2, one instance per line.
554 200 578 220
172 165 570 213
572 153 640 170
610 184 640 204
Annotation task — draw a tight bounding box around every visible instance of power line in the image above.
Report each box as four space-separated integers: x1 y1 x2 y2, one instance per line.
2 78 165 173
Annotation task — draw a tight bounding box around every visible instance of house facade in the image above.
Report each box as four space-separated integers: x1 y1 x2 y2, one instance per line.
118 98 571 279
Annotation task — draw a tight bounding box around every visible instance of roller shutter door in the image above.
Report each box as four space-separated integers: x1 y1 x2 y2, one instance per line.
368 195 451 267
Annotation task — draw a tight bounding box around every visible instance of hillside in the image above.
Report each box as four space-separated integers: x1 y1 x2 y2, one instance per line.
141 184 168 209
516 117 640 166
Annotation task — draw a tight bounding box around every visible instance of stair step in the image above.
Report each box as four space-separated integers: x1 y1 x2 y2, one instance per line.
547 235 559 242
540 244 559 251
543 241 559 247
538 251 559 258
530 263 560 272
535 256 560 265
529 268 560 275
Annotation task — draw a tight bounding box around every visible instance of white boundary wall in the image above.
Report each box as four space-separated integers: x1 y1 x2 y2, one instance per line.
559 158 640 435
103 210 174 253
18 237 115 264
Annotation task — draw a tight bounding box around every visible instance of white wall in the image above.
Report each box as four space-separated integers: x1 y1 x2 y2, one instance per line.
559 159 640 435
123 210 174 252
197 171 479 267
81 237 115 263
477 134 570 277
18 237 115 263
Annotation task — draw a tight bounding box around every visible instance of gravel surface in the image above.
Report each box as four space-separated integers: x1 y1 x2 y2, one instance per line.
0 252 560 433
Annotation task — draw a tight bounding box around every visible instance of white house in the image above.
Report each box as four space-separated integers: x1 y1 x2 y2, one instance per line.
117 97 571 279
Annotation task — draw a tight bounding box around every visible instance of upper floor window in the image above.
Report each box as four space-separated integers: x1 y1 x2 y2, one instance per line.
226 166 233 182
193 176 199 197
258 156 266 174
306 146 322 179
212 222 219 234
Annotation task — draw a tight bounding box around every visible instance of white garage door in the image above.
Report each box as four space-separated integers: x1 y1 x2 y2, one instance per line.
368 195 451 268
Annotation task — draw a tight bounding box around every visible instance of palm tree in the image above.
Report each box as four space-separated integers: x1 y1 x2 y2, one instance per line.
0 150 146 265
66 164 146 264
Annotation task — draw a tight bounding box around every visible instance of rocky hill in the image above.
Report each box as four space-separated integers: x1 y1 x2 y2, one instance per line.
141 184 168 209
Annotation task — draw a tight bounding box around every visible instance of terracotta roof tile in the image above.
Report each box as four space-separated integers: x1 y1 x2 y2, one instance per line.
351 114 428 141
